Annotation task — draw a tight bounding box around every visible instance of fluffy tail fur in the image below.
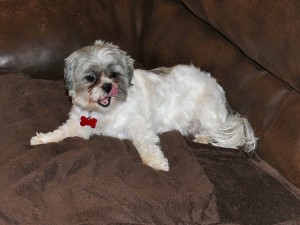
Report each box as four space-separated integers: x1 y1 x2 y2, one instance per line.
210 113 257 153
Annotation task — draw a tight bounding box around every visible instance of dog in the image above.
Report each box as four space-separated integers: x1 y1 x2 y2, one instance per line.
30 40 257 171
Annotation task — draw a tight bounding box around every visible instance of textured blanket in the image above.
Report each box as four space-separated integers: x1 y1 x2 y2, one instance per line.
0 73 299 225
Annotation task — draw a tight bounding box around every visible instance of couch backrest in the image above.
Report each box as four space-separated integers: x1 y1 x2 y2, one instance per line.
180 0 300 93
0 0 151 80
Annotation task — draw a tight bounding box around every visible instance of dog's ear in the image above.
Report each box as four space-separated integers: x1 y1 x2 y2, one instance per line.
125 55 134 85
64 52 79 97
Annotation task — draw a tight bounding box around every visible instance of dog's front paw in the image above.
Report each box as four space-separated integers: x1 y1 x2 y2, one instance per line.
30 132 53 145
147 157 169 171
30 133 44 145
139 147 169 171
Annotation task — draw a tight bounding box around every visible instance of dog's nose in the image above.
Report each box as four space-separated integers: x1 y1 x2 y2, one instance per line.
102 83 112 94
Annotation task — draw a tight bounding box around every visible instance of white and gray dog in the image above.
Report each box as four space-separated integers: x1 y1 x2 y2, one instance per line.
31 40 257 171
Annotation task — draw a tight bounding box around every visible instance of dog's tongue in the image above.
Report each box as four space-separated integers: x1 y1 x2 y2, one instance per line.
107 85 118 97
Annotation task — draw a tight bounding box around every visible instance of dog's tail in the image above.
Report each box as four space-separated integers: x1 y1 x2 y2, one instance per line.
210 112 257 153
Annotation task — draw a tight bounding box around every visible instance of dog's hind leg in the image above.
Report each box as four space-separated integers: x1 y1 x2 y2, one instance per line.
193 134 211 145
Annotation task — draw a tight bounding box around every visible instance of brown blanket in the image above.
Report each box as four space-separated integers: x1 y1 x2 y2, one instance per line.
0 73 299 225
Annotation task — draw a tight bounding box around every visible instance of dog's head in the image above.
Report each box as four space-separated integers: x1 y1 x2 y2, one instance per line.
64 40 134 112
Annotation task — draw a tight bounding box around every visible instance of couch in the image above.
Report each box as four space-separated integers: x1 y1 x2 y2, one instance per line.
0 0 299 224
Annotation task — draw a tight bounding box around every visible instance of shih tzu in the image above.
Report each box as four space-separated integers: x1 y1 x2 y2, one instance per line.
30 40 257 171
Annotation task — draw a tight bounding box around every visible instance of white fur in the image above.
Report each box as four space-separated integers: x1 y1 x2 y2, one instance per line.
31 42 257 171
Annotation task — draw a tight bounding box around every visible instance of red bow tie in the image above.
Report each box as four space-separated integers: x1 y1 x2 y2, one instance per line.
80 116 97 128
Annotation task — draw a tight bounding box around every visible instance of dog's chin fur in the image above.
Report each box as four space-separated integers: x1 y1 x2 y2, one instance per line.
30 40 257 171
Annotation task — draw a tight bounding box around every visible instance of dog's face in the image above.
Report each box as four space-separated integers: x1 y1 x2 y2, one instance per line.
64 40 134 112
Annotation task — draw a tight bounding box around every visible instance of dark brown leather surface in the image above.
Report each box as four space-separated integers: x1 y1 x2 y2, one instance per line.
181 0 300 92
0 0 151 80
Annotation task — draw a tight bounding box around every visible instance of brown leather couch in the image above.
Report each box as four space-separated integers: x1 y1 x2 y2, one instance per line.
0 1 299 224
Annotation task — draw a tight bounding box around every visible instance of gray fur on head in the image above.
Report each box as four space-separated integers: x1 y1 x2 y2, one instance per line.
64 40 134 98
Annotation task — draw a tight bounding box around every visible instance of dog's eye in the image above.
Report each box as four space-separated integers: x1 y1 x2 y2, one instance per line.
110 72 119 79
85 74 97 82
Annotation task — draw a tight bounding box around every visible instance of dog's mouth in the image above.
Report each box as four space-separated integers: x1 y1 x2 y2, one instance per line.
97 85 118 107
98 97 111 107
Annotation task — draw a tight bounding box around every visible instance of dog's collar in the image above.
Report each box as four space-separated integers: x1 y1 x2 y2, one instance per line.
80 112 97 128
